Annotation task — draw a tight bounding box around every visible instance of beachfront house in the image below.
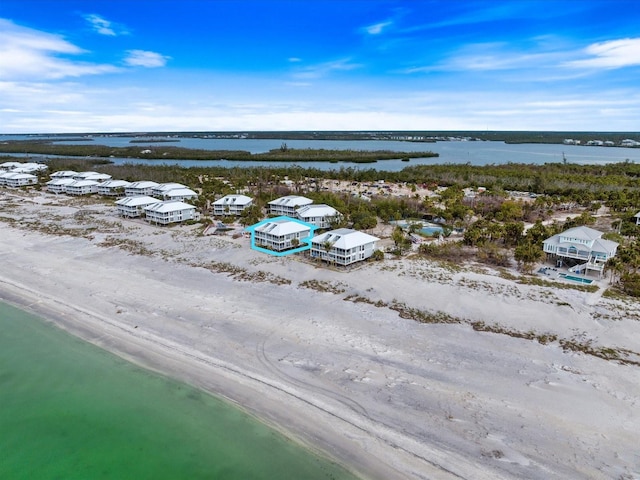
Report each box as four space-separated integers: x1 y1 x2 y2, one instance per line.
115 196 160 218
542 226 618 275
64 180 100 195
11 162 48 174
212 194 253 216
162 187 198 202
295 204 342 229
73 171 112 182
144 200 199 225
98 180 131 197
50 170 78 178
0 171 18 186
3 172 38 188
151 183 187 197
125 181 160 197
0 161 23 172
253 218 312 252
268 195 313 216
46 178 76 194
310 228 380 266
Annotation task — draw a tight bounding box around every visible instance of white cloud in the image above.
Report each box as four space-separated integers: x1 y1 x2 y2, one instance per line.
2 84 640 133
83 13 129 36
284 81 311 87
292 58 361 80
364 21 392 35
288 57 302 63
0 18 83 55
84 14 115 36
0 18 119 80
565 38 640 69
401 39 575 75
124 50 170 68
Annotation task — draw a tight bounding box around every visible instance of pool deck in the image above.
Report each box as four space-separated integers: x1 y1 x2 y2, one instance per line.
537 266 600 285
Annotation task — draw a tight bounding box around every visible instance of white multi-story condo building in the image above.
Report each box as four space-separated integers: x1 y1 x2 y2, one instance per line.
144 200 198 225
268 195 313 216
296 204 341 229
115 196 160 218
311 228 380 266
212 194 253 216
98 180 131 197
125 181 160 197
253 218 312 251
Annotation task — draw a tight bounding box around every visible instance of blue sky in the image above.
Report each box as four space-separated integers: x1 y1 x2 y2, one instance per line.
1 0 639 133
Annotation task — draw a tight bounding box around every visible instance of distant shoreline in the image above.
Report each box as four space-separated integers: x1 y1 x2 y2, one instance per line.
0 141 438 163
2 130 640 143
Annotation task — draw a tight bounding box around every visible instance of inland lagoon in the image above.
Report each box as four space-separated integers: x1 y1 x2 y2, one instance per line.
0 301 358 480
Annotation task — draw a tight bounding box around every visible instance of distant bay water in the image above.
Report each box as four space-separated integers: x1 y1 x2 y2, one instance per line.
0 301 358 480
2 135 640 170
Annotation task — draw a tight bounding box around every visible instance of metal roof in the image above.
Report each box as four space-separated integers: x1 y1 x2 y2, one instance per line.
311 228 379 249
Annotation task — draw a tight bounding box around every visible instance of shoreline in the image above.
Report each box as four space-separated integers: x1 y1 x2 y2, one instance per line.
1 189 639 479
0 238 429 480
0 276 394 480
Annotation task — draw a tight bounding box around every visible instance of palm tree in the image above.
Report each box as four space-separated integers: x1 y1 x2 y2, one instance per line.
323 240 333 265
607 257 622 284
392 226 406 254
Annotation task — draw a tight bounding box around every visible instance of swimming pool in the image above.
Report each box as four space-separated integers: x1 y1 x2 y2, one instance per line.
420 226 444 236
392 220 444 236
560 274 594 284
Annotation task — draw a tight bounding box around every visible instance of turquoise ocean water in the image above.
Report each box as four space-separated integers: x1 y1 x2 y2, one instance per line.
0 301 359 480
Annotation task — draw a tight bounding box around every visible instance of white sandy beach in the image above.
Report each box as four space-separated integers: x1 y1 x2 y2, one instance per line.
1 189 639 480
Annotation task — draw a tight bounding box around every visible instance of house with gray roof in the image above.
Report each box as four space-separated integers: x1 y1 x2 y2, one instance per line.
2 172 38 188
162 187 198 202
151 183 187 197
542 225 618 275
253 218 312 252
64 180 100 195
46 178 76 194
73 171 112 181
50 170 78 178
144 200 199 225
212 194 253 216
296 204 341 229
268 195 313 216
125 181 160 197
115 196 160 218
311 228 380 266
98 180 131 197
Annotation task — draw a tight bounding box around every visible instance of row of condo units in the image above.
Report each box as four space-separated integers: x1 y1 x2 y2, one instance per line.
0 161 49 174
0 166 201 226
3 165 342 231
113 193 339 229
1 163 199 201
114 196 201 225
45 171 199 201
47 171 202 226
563 138 640 147
207 194 343 229
0 161 49 187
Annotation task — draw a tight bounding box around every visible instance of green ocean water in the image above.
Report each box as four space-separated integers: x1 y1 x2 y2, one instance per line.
0 301 359 480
